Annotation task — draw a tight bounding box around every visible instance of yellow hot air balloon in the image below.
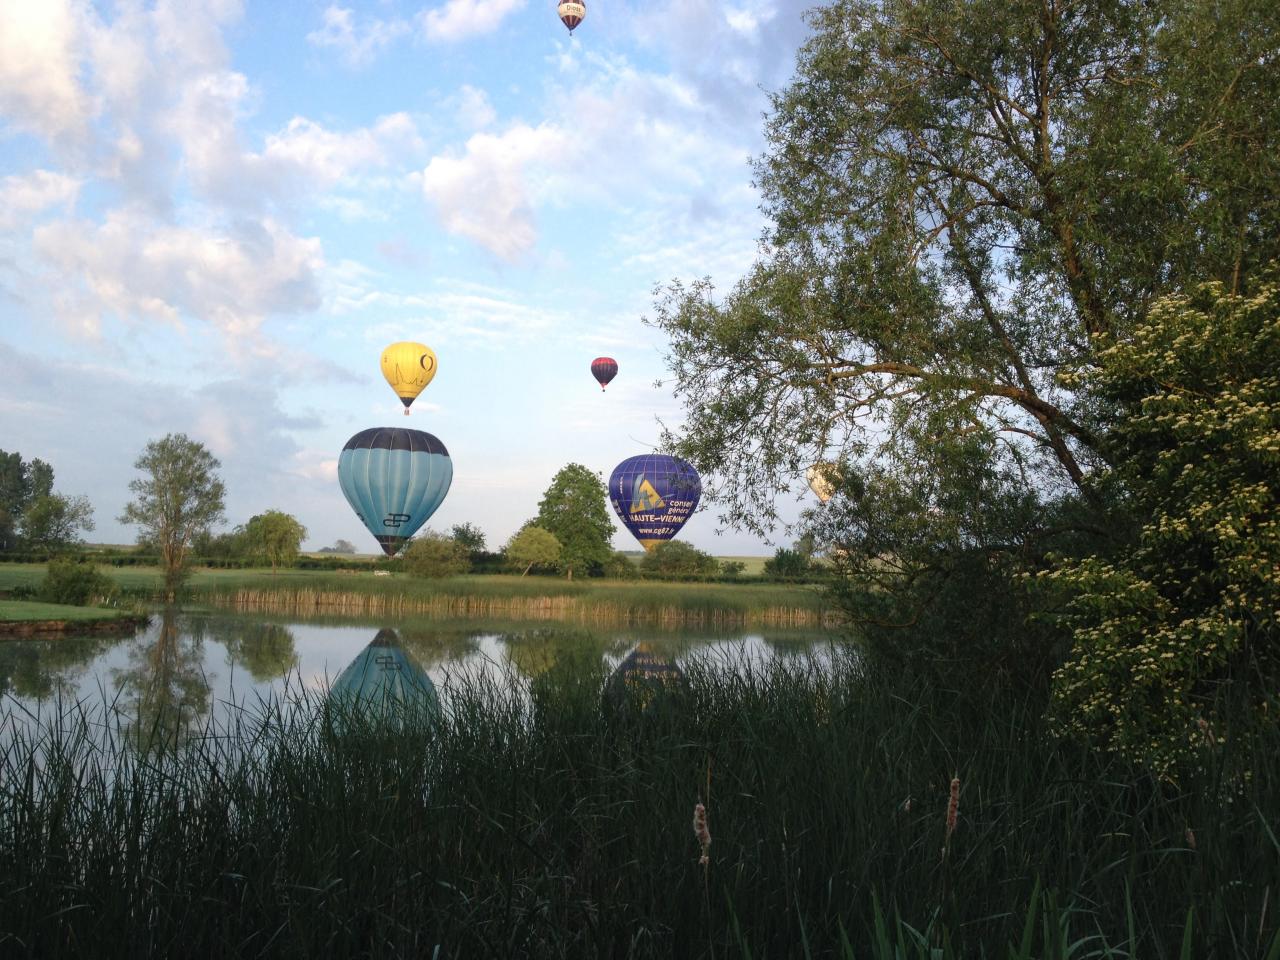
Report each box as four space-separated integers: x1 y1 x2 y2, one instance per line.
807 462 841 503
380 341 437 415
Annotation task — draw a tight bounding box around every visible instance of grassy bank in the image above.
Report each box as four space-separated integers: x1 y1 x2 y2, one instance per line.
0 600 145 638
0 565 831 626
0 653 1274 958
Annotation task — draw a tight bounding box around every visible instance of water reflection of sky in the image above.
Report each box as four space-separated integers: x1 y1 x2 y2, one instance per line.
0 612 846 743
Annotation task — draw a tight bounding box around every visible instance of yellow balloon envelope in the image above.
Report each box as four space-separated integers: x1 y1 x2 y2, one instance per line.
807 462 841 503
380 341 437 415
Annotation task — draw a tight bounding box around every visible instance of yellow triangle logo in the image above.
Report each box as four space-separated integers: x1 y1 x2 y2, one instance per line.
630 476 665 514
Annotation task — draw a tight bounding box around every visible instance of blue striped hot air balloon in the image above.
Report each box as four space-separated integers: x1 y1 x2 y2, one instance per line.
608 454 701 552
338 427 452 556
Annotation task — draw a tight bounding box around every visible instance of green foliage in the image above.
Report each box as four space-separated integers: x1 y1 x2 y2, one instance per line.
20 493 94 556
0 451 54 552
192 527 250 559
243 510 308 575
534 463 614 579
35 558 117 607
645 0 1280 684
402 532 469 579
600 550 638 579
719 559 746 578
448 522 486 553
638 540 719 578
1046 273 1280 774
503 525 561 576
119 434 226 601
762 546 811 579
318 539 357 555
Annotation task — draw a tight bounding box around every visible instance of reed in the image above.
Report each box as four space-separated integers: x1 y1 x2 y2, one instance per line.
192 575 834 627
1 649 1276 958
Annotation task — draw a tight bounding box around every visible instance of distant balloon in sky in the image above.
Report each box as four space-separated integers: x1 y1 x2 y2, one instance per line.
329 629 440 724
338 427 452 556
608 454 701 552
557 0 585 33
807 462 841 503
591 357 618 391
381 341 437 415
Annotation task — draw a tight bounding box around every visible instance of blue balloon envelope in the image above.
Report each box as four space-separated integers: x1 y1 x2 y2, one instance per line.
338 427 452 556
608 454 701 552
329 629 440 723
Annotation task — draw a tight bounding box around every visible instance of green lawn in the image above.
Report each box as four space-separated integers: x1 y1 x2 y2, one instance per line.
0 600 134 623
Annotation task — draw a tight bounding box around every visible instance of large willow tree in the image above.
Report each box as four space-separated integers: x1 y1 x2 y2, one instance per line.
650 0 1279 663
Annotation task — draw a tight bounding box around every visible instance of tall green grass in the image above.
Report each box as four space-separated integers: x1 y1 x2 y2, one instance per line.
1 651 1276 958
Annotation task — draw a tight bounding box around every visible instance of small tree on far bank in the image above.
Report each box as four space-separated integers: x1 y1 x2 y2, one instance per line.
244 510 308 575
403 531 469 578
20 493 95 556
450 523 487 553
505 526 561 576
763 546 812 578
119 434 226 602
639 540 719 578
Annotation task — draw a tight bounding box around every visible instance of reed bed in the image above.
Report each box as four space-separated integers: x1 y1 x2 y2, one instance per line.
198 578 834 627
1 650 1276 958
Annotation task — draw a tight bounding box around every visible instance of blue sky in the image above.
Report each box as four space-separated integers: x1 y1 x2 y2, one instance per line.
0 0 813 555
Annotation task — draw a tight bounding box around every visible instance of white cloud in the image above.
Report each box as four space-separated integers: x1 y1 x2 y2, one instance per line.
0 171 82 230
32 212 323 341
455 85 497 130
307 5 410 68
420 123 568 261
0 0 92 151
419 0 527 43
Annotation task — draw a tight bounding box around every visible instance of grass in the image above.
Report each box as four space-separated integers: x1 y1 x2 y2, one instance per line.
0 600 135 623
0 565 831 625
0 651 1275 958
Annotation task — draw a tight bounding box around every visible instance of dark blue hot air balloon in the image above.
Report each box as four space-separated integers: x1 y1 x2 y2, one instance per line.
338 427 452 556
608 454 701 552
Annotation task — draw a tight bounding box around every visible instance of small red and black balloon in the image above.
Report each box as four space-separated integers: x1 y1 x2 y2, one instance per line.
591 357 618 391
557 0 585 34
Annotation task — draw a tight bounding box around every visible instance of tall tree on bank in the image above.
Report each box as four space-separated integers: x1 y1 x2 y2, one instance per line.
534 464 614 580
0 451 54 552
120 434 226 602
649 0 1279 656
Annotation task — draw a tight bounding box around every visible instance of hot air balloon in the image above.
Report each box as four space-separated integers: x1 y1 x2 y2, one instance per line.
608 454 701 552
807 462 841 503
557 0 585 33
329 629 440 725
381 341 437 415
338 427 452 556
591 357 618 391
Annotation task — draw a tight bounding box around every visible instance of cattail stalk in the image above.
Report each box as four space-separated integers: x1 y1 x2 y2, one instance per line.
693 802 711 867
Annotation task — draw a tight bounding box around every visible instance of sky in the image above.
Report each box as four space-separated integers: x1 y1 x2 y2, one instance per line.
0 0 813 556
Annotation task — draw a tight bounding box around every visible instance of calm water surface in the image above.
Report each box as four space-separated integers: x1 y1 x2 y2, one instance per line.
0 610 843 742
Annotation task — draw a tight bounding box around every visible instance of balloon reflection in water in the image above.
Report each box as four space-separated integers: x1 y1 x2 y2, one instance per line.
604 642 689 717
328 628 440 726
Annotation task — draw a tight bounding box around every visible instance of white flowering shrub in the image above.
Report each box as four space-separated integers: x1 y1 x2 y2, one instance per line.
1048 271 1280 774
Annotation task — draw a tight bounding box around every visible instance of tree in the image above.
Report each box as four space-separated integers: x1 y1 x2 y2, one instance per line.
20 493 94 556
450 523 487 553
1045 272 1280 774
403 531 469 578
763 547 811 579
534 464 614 579
504 526 561 576
119 434 226 601
648 0 1280 664
244 510 308 575
0 451 54 552
639 540 720 578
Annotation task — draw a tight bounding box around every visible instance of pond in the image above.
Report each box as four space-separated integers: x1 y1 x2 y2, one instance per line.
0 609 847 746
